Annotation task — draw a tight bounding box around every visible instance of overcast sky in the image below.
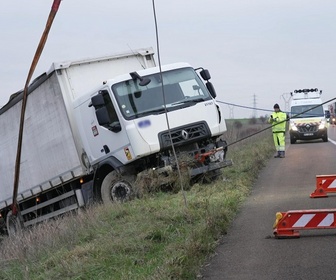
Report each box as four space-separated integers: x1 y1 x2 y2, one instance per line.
1 0 336 118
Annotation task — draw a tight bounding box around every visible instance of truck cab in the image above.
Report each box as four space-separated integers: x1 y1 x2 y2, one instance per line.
73 62 230 193
289 88 328 144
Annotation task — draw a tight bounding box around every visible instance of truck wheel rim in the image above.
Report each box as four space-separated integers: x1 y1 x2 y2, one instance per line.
111 182 130 201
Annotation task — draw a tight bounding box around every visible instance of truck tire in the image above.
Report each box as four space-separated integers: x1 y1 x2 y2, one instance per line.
6 211 23 236
101 171 134 204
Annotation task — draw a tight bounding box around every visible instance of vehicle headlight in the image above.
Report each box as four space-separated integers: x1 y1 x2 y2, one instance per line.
290 121 298 131
319 121 326 129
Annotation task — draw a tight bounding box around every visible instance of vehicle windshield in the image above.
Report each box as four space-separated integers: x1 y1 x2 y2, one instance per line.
112 67 212 120
291 105 324 118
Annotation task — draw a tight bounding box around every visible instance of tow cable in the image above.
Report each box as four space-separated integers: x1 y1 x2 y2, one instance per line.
11 0 62 216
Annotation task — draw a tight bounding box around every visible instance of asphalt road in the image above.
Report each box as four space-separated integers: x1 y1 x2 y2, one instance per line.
201 126 336 280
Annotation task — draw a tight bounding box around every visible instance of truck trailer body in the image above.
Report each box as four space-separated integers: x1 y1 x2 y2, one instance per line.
0 47 230 235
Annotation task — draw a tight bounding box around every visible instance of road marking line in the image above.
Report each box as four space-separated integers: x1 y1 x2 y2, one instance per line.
328 138 336 145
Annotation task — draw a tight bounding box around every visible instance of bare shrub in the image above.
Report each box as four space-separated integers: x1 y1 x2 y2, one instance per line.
0 203 108 265
135 154 192 197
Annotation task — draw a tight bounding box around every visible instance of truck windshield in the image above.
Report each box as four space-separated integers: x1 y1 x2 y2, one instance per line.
291 105 324 118
112 67 212 120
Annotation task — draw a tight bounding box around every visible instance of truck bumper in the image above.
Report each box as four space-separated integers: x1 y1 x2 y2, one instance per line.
189 159 233 177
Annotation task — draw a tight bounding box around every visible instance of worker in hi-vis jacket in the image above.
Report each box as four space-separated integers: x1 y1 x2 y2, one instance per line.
268 103 288 158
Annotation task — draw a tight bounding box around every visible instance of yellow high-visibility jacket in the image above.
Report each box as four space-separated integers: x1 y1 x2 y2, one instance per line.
268 111 287 132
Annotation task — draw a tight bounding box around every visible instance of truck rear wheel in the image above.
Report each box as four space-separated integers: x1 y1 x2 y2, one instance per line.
6 211 23 236
101 171 134 204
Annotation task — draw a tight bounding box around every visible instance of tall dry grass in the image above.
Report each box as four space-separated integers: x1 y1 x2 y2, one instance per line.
0 122 274 280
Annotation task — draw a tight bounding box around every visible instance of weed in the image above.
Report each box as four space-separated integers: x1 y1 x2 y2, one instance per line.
0 124 274 279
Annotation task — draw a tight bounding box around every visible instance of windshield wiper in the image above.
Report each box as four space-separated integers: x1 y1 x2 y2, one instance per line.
135 108 166 117
171 98 206 106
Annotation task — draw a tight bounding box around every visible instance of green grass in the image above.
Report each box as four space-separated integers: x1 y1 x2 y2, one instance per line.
0 127 274 280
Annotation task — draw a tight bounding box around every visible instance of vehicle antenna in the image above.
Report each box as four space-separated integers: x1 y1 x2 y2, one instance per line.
151 0 188 208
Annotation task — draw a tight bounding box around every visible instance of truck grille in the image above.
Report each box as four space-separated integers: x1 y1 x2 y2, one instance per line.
297 122 319 133
159 121 211 149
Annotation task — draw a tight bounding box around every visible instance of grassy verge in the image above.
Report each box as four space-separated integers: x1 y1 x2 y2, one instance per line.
0 127 274 280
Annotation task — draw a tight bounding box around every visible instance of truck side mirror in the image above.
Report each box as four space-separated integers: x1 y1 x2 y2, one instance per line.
96 107 111 126
91 94 105 108
206 82 216 98
95 107 122 133
200 69 211 81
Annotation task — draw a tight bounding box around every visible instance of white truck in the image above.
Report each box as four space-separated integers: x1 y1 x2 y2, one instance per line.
0 47 231 234
289 88 328 144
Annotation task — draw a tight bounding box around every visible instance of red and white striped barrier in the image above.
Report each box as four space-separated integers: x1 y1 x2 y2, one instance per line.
310 175 336 198
273 209 336 238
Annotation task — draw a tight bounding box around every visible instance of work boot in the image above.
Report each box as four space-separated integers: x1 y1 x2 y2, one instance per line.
274 151 281 158
279 151 285 158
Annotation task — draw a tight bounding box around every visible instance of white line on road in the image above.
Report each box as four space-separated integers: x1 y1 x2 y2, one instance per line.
328 138 336 146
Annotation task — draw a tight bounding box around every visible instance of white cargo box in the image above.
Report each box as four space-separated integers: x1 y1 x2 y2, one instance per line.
50 47 155 101
0 47 156 207
0 73 82 207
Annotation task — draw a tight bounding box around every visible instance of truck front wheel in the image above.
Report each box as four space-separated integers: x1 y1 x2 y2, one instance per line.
101 171 134 204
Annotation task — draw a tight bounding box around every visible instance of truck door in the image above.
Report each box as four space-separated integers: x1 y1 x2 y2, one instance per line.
81 89 132 165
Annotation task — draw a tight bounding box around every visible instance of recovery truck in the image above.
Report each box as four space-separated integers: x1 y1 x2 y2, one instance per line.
289 88 328 144
0 47 231 235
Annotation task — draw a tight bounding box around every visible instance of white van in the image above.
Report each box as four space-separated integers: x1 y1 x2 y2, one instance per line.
289 88 328 144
